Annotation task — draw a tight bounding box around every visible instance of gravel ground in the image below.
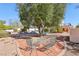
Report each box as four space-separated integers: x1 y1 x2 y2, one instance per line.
0 37 17 56
1 33 79 56
63 49 79 56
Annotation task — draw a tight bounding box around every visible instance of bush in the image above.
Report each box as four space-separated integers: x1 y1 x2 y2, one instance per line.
57 27 63 33
50 27 57 33
0 30 10 38
50 27 63 33
0 25 12 30
44 28 48 32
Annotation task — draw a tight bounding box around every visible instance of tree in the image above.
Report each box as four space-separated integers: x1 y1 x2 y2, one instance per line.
50 4 66 32
31 4 66 33
0 20 12 30
17 3 66 34
17 4 32 32
0 20 5 25
0 20 5 30
26 4 54 34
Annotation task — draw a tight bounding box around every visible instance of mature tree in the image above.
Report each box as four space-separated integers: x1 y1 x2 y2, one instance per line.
17 3 66 34
17 4 32 32
0 20 12 30
30 4 50 34
50 4 66 32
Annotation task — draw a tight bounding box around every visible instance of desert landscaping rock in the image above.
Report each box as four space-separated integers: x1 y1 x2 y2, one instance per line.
64 49 79 56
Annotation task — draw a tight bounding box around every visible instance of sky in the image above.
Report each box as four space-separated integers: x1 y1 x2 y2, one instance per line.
0 3 19 25
0 3 79 26
64 3 79 26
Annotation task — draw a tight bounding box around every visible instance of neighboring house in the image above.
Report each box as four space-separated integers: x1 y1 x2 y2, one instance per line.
70 28 79 43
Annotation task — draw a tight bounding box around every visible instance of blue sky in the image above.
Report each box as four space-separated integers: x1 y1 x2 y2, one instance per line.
0 3 79 26
0 3 19 25
64 3 79 26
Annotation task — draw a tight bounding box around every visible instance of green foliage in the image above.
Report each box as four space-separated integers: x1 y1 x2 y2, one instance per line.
0 20 5 25
17 3 66 34
49 26 63 33
17 4 32 31
51 4 66 26
44 28 48 32
3 26 12 30
32 4 54 33
50 27 56 33
56 27 63 33
0 30 10 38
0 20 12 30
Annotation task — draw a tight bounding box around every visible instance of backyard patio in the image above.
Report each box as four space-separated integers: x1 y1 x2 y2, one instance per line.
15 37 64 56
0 31 79 56
0 32 66 56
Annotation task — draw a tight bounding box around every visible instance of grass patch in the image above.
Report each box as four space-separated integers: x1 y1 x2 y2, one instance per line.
0 30 10 38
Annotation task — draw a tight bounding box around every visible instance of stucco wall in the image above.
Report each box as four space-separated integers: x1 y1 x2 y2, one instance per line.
70 28 79 43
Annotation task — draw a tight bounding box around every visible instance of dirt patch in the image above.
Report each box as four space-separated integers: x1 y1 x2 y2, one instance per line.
0 37 17 56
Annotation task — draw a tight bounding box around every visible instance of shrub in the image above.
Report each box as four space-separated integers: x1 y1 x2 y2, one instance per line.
44 28 48 32
50 27 57 33
0 30 10 38
57 27 63 33
50 26 63 33
0 25 12 30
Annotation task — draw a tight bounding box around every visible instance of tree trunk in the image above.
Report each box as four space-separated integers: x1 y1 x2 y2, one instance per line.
38 27 43 36
40 19 45 34
41 27 44 34
38 27 41 34
21 27 28 32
